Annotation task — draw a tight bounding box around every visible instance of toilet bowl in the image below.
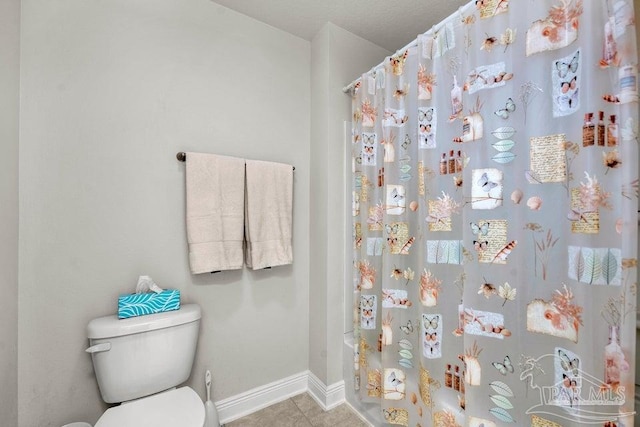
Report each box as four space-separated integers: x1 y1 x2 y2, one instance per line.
95 387 204 427
86 304 204 427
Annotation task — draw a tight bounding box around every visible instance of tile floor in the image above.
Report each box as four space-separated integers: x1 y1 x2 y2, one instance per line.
225 393 370 427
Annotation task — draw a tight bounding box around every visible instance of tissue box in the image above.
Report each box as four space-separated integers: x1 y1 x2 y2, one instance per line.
118 289 181 319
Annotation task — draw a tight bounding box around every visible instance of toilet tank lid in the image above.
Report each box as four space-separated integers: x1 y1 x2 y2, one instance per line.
87 304 201 339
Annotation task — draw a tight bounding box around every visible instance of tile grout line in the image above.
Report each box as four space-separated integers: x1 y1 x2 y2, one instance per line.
290 395 315 426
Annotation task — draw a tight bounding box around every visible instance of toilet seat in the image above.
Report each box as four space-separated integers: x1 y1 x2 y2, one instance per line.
95 386 205 427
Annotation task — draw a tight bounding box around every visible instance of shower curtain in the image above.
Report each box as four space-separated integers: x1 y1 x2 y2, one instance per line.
350 0 638 426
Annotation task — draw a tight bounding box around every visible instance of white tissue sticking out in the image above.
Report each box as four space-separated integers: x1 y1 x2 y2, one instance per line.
135 275 164 294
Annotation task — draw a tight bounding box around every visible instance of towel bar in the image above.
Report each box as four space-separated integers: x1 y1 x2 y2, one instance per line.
210 266 271 274
177 152 295 170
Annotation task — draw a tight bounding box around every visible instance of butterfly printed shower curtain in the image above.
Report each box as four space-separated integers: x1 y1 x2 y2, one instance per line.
350 0 638 426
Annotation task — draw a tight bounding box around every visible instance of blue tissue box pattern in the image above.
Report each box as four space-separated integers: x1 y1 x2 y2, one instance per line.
118 290 181 319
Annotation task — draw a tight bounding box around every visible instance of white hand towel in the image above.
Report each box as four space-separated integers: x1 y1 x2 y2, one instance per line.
186 152 245 273
244 160 293 269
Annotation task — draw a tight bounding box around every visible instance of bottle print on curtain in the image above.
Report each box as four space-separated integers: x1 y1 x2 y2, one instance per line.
351 0 638 426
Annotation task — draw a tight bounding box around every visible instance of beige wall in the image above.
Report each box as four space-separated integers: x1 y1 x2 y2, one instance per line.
309 26 330 383
0 0 20 425
309 23 389 386
18 1 310 426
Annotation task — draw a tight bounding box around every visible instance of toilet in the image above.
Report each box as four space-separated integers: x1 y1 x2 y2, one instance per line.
85 304 205 427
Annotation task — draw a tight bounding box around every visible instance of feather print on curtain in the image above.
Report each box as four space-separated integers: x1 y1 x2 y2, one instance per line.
350 0 638 425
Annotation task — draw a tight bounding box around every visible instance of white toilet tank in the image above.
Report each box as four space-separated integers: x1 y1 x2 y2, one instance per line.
86 304 201 403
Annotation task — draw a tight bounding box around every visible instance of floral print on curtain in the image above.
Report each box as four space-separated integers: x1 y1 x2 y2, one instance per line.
350 0 638 426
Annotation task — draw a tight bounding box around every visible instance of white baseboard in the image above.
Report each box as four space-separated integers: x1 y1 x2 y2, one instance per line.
307 371 345 411
216 371 308 424
216 370 346 424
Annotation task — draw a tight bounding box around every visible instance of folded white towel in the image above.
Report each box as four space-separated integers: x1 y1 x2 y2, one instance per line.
244 160 293 269
186 152 245 273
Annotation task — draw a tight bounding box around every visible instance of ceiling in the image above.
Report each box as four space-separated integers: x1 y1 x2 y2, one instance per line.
212 0 469 52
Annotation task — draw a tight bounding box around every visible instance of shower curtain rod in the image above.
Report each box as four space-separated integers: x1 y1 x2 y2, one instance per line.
176 152 295 170
341 2 473 93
